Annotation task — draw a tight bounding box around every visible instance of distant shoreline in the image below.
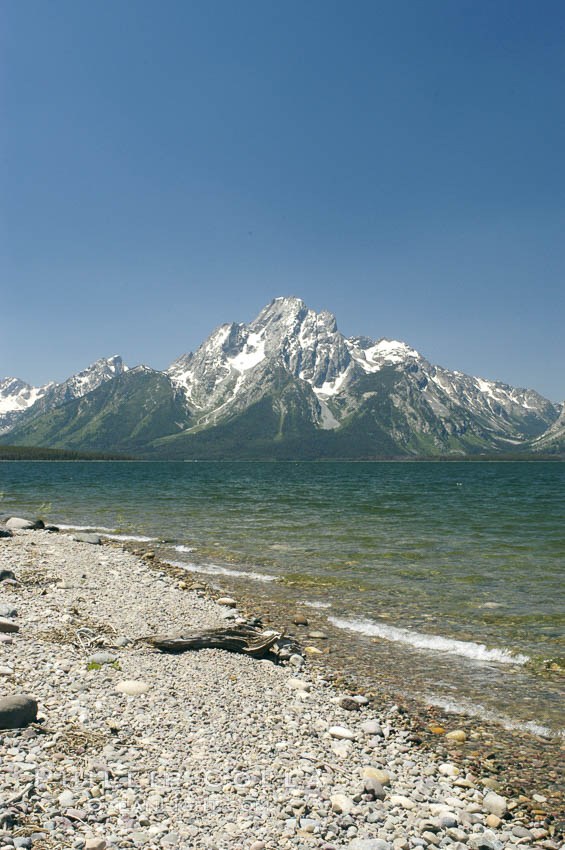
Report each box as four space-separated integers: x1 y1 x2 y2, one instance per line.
1 455 563 463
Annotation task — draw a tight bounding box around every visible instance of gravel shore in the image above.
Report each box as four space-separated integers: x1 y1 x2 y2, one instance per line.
0 527 562 850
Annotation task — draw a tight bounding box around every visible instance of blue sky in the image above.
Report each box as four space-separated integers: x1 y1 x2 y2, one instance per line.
2 0 564 400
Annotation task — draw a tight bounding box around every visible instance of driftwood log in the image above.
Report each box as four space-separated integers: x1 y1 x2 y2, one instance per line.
141 626 283 659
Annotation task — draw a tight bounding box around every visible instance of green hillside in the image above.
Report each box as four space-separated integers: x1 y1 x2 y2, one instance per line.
0 369 188 454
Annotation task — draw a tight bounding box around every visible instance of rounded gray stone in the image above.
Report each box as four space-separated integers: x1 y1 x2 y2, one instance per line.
329 725 355 740
72 532 102 545
361 719 384 736
6 517 35 529
512 826 533 839
0 569 16 582
88 652 117 665
363 777 386 799
331 793 354 814
482 791 507 818
338 695 361 711
58 789 76 807
0 694 38 728
468 838 495 850
115 680 150 695
84 839 107 850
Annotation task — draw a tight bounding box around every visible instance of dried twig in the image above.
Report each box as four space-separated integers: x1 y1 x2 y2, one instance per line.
0 781 35 808
0 780 35 823
298 753 351 779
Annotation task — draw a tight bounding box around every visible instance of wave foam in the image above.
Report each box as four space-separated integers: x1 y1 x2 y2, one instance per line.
422 694 563 740
58 524 157 542
304 601 332 609
175 545 196 553
165 559 276 583
101 533 157 542
328 616 529 665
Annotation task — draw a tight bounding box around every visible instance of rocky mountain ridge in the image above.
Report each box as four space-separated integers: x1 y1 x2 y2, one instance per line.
1 299 561 458
164 297 558 448
0 356 127 434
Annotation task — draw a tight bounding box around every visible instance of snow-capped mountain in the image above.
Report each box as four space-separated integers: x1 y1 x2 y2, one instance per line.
167 297 350 424
0 377 55 433
0 356 127 434
167 297 422 416
0 299 560 458
165 296 558 449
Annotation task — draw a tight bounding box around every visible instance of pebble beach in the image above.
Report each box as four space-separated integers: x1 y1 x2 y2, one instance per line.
0 523 563 850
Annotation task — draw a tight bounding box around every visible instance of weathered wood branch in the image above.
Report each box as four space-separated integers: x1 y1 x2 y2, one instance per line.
141 626 283 659
0 780 35 825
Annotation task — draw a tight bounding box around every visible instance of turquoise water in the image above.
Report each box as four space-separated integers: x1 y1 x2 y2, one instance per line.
1 461 564 732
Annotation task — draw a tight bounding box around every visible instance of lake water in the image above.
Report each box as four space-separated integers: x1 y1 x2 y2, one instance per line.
1 460 563 735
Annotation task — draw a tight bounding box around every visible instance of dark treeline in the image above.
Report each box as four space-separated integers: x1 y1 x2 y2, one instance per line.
0 446 136 461
0 445 561 463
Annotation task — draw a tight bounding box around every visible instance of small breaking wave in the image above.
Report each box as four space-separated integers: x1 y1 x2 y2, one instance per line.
165 559 276 583
328 616 529 665
422 694 564 740
101 533 157 542
304 601 332 609
57 524 157 542
174 545 196 553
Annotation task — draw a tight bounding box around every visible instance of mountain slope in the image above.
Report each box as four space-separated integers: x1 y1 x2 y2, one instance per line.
148 367 399 460
0 355 127 434
149 363 534 460
530 402 565 454
1 368 187 453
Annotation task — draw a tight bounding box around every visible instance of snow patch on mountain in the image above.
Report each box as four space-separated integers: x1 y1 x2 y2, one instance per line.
345 338 420 375
230 331 266 373
317 399 341 429
0 379 53 416
367 339 419 364
312 368 351 398
475 378 496 397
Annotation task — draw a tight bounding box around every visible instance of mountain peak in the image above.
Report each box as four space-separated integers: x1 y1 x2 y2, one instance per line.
0 377 54 429
272 295 306 308
81 354 126 374
249 296 338 341
251 296 308 328
0 355 128 433
60 355 128 395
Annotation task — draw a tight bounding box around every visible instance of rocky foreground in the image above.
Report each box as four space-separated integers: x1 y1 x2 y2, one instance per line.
0 524 562 850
